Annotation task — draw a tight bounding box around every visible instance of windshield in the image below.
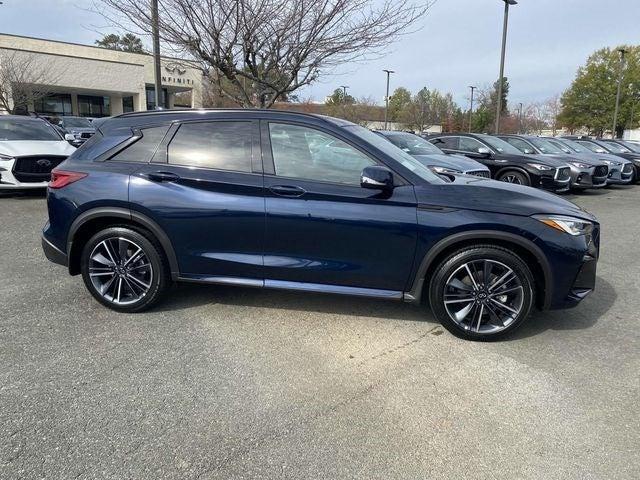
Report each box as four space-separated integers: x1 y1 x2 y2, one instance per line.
63 117 93 128
619 140 640 153
576 140 608 154
529 138 564 154
597 140 630 153
0 118 61 141
556 138 587 153
383 132 443 155
478 134 523 154
345 125 445 184
547 139 573 154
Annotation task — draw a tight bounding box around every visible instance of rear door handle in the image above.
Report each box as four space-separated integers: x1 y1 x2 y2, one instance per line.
146 171 180 183
269 185 306 197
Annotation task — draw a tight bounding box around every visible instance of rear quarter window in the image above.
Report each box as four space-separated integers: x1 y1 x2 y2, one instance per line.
66 131 130 162
109 126 170 163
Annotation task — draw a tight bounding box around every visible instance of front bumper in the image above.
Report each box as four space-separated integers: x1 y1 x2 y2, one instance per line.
569 165 608 189
606 163 633 185
539 174 570 193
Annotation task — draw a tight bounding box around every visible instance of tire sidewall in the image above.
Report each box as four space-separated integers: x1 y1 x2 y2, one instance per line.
429 246 535 341
80 227 166 312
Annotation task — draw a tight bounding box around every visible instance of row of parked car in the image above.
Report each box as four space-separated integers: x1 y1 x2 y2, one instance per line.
375 131 640 193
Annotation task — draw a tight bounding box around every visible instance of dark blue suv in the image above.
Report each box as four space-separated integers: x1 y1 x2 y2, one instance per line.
42 110 599 340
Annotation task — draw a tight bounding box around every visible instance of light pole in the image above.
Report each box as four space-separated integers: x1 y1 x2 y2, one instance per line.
339 85 349 103
151 0 163 109
468 85 476 132
495 0 517 134
612 48 627 138
517 102 523 133
383 69 394 130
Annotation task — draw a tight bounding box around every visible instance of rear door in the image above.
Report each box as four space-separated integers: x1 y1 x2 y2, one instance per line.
129 119 265 280
261 121 418 292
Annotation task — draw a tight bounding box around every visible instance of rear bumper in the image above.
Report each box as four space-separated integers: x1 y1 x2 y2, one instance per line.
42 235 68 267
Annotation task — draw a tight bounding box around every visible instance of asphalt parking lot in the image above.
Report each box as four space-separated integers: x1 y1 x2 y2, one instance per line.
1 186 638 480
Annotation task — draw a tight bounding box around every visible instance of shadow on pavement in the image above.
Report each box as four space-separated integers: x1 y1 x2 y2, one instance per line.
507 275 616 340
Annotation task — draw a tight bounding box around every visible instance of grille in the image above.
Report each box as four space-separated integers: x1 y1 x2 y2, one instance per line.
593 165 608 177
467 170 491 178
81 132 93 139
622 163 633 174
556 167 571 181
12 156 66 183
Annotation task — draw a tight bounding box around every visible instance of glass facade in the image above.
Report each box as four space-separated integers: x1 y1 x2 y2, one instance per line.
123 96 135 113
146 86 168 110
78 95 111 117
33 94 73 116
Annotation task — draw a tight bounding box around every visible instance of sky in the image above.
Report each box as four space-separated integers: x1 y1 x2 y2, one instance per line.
1 0 639 108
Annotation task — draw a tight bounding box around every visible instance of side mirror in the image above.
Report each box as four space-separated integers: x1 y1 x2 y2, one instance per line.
475 147 492 158
64 134 76 142
361 166 394 191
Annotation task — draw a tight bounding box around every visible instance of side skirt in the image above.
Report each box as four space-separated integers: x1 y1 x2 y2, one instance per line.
177 274 405 300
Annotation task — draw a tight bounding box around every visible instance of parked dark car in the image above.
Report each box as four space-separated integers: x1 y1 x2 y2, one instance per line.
375 130 491 177
548 137 633 185
562 136 637 183
426 133 572 192
42 110 599 341
52 116 96 147
497 134 608 190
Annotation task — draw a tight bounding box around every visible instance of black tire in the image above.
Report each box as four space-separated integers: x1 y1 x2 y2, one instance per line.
80 226 170 312
497 170 530 186
428 245 535 341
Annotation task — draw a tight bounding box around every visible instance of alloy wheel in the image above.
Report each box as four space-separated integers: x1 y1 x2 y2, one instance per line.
501 174 522 184
443 259 524 334
88 237 153 305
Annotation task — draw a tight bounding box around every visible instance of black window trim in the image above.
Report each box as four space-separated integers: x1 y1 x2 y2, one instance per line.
154 119 262 175
96 122 171 163
260 119 409 188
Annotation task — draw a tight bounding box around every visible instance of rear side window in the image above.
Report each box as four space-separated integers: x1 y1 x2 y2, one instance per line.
67 131 129 162
110 126 169 163
430 136 458 149
167 121 253 172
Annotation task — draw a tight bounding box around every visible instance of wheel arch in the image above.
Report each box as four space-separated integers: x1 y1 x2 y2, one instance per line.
495 166 532 184
406 231 552 310
67 207 179 279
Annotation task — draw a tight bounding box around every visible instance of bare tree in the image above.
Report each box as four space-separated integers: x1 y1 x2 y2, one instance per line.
94 0 433 108
0 51 62 114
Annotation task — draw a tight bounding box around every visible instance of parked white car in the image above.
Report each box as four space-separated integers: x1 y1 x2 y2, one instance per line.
0 116 77 190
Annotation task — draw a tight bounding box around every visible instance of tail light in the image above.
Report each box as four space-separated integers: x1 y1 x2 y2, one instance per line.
49 170 87 189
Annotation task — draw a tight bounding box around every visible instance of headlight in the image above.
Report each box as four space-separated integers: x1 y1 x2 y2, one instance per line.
0 153 14 161
533 215 594 236
527 163 554 171
569 161 590 169
429 165 462 174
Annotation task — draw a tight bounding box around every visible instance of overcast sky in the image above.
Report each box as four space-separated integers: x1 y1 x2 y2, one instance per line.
2 0 639 108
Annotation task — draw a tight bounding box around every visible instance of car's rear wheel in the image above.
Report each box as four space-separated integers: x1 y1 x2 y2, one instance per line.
81 227 170 312
498 170 529 186
428 245 535 341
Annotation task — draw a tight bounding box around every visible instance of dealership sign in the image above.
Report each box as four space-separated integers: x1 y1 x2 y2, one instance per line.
162 63 194 86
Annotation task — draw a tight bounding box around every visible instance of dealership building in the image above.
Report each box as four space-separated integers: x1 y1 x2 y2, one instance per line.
0 33 203 117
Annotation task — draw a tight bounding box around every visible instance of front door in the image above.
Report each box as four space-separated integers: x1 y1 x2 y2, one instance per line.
130 119 265 280
261 121 418 292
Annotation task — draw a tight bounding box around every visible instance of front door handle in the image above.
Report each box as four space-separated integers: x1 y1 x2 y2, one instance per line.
269 185 306 197
146 171 180 183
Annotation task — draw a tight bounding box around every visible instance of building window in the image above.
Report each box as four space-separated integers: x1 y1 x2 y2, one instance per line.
146 86 168 110
78 95 111 117
123 96 134 113
33 94 72 116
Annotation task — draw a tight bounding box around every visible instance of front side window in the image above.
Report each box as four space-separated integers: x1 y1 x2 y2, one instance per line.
110 126 169 163
268 123 375 185
168 121 253 172
459 137 487 153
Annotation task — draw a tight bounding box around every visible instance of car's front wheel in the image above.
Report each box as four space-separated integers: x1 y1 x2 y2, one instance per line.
80 227 170 312
498 170 529 186
429 245 535 341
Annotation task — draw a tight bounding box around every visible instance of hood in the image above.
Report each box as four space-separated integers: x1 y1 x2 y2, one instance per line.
542 153 604 167
524 154 569 167
0 140 77 157
412 153 488 172
416 175 595 221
